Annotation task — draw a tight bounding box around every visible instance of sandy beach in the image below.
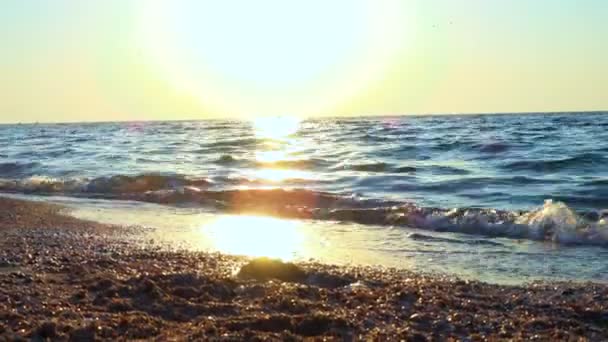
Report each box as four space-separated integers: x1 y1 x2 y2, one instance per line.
0 196 607 340
4 0 608 338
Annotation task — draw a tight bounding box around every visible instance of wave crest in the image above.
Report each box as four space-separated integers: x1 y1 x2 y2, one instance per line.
1 175 607 246
503 153 605 172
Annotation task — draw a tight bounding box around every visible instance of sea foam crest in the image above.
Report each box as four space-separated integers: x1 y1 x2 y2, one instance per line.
1 175 608 246
516 200 582 242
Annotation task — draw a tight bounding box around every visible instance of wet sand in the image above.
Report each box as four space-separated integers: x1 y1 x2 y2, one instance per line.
0 197 607 340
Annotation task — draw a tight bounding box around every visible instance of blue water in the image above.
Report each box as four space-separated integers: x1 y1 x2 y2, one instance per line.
2 112 608 283
2 112 607 210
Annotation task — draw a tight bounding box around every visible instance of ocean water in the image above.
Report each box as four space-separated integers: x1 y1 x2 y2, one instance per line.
2 112 608 283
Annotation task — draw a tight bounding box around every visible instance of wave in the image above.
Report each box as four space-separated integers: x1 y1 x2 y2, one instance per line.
213 155 330 170
391 176 551 192
0 174 212 194
348 162 392 172
582 179 608 187
427 166 471 175
343 163 469 176
0 162 41 177
431 141 470 151
1 175 607 247
214 154 243 165
361 134 393 142
332 162 427 173
475 142 510 153
394 166 417 173
200 123 241 131
503 153 605 172
407 233 504 246
529 125 558 132
67 136 93 143
203 137 258 148
257 159 328 170
309 200 608 247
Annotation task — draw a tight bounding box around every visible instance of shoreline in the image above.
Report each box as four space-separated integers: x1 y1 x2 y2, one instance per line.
1 185 607 250
1 197 607 340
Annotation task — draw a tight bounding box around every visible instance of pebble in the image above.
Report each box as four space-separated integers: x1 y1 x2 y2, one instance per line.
0 197 607 340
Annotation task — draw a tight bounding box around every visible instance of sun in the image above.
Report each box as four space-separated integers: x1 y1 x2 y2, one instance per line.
138 0 409 117
252 116 300 140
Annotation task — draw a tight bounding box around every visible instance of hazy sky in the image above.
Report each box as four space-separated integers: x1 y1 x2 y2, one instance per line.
1 0 607 123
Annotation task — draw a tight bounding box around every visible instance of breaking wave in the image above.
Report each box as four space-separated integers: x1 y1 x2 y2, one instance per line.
1 175 607 247
0 174 211 194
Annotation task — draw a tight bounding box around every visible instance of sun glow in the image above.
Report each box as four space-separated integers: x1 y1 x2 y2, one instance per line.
253 116 301 140
203 215 304 260
138 0 409 117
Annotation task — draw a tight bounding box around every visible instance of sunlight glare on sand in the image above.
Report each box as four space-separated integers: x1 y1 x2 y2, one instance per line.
202 215 304 260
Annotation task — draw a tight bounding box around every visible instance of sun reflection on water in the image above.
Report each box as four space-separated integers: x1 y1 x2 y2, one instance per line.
255 150 288 164
202 215 304 261
248 116 314 183
250 169 311 183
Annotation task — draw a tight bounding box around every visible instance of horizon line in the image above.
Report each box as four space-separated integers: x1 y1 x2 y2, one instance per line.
1 109 607 125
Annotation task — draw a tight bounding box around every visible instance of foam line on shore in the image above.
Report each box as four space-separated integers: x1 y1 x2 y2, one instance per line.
1 175 607 246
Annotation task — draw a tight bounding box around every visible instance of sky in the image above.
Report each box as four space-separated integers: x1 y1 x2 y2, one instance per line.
1 0 607 123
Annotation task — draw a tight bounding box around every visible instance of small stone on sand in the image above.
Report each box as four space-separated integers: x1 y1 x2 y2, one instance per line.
237 257 307 282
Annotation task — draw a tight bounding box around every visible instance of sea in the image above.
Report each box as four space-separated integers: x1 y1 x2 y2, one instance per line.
2 112 608 284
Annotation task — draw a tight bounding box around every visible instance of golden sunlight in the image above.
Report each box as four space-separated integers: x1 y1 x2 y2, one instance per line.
252 116 301 140
255 150 287 164
138 0 408 117
250 116 310 182
203 215 304 260
250 168 310 183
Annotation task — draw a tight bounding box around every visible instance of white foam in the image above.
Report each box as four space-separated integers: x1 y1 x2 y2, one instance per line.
384 200 608 246
516 200 578 241
1 175 608 247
